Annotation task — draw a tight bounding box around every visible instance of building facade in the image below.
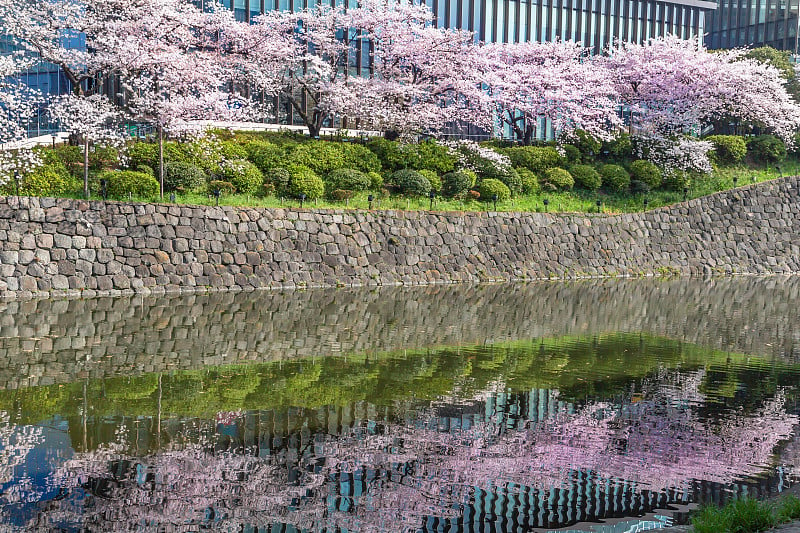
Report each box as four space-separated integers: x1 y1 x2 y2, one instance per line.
704 0 800 51
203 0 714 55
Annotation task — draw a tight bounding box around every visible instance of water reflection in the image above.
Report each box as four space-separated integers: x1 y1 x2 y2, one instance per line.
0 336 798 530
0 279 798 531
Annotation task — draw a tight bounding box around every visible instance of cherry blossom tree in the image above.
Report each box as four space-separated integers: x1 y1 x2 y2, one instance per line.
101 1 260 198
602 36 800 144
236 0 485 138
349 0 489 135
0 0 119 99
480 40 621 144
48 94 125 199
0 54 42 186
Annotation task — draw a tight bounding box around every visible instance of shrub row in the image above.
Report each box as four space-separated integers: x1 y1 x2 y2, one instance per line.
15 131 792 199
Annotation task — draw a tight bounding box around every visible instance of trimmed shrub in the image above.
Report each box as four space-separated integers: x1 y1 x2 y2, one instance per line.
562 144 582 165
408 140 457 174
748 134 786 164
504 146 562 173
441 170 475 198
515 167 539 194
220 160 264 195
705 135 747 164
244 141 285 173
628 160 662 188
207 180 236 196
266 167 291 196
599 164 631 191
340 143 382 174
541 168 575 190
663 170 693 191
136 164 155 177
602 133 633 159
391 169 431 196
163 161 206 192
100 170 159 199
497 167 522 196
572 130 602 161
219 140 249 160
477 178 511 202
287 165 325 199
367 171 383 190
325 168 371 193
570 164 602 190
417 169 442 192
5 162 79 197
288 141 380 175
366 137 411 172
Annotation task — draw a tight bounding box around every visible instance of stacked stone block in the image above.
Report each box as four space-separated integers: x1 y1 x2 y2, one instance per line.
0 176 797 299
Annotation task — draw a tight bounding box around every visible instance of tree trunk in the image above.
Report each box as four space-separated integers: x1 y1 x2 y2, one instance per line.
83 137 90 200
523 124 534 146
158 124 164 201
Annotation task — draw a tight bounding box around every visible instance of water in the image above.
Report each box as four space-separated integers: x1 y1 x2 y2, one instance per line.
0 278 798 532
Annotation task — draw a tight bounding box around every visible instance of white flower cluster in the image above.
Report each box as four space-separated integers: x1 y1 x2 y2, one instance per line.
444 140 512 173
634 135 713 176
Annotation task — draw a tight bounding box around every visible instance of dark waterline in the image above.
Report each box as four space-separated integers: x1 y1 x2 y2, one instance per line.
0 278 798 531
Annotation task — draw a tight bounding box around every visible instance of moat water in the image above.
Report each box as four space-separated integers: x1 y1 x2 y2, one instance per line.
0 277 798 532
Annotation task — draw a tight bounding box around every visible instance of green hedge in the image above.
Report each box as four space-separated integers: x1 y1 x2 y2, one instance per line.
287 165 325 199
706 135 747 165
325 168 372 193
628 160 662 188
391 169 431 196
219 160 264 195
747 135 786 164
440 170 475 198
243 141 285 173
477 178 511 202
98 170 160 199
542 168 575 190
515 167 540 194
163 161 207 192
288 141 381 175
504 146 562 173
569 164 601 190
600 164 631 191
5 162 79 197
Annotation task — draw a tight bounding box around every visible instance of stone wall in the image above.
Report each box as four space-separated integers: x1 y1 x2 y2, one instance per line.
0 176 798 298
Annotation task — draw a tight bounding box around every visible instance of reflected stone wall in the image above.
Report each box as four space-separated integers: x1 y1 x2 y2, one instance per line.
0 176 798 299
0 277 797 389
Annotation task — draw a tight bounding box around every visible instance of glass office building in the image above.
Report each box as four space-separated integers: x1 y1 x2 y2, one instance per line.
204 0 716 55
705 0 800 51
